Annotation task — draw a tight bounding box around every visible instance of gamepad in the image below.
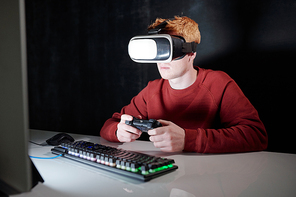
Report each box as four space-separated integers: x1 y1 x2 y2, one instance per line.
125 117 162 132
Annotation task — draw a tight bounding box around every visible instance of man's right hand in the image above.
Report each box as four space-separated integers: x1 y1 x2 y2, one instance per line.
116 114 142 142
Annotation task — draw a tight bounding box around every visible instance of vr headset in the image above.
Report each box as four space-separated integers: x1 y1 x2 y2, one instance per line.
128 20 198 63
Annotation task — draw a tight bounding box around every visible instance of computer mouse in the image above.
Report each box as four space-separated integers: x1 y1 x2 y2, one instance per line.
46 133 75 146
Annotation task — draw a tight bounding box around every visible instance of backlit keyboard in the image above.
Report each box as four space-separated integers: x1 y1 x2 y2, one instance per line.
51 140 178 181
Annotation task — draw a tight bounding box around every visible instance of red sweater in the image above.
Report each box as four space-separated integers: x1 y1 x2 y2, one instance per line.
100 67 268 153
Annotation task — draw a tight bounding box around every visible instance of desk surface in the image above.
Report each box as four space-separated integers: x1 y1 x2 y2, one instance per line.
13 130 296 197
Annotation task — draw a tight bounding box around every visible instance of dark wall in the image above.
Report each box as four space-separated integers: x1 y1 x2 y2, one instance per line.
26 0 296 153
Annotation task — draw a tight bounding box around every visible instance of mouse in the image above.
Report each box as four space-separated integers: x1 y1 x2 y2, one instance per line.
46 133 75 146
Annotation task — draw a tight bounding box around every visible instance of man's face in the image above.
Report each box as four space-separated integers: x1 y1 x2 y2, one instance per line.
156 54 194 80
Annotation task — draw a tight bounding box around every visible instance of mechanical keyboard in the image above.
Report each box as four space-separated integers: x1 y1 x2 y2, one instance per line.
51 140 178 181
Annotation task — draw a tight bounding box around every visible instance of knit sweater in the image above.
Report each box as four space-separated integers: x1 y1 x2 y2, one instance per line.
100 67 268 153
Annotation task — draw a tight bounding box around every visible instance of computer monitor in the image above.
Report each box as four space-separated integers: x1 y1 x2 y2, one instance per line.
0 0 43 195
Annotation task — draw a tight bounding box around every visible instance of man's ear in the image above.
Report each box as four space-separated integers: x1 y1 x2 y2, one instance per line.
188 52 196 62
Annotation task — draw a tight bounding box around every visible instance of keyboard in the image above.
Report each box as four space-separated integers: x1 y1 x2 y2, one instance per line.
51 140 178 182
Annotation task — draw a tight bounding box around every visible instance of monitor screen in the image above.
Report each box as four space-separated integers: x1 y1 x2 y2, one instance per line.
0 0 43 195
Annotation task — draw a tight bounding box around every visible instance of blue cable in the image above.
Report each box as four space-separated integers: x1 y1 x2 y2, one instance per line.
29 154 63 159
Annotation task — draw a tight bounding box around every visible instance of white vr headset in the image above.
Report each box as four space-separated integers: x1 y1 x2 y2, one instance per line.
128 20 198 63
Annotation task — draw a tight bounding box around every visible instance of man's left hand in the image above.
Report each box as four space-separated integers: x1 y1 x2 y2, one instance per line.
148 119 185 152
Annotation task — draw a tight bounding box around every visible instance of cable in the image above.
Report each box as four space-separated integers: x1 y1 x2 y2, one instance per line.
29 154 63 159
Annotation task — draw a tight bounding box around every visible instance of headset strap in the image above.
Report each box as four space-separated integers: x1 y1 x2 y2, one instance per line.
148 18 175 35
182 42 198 53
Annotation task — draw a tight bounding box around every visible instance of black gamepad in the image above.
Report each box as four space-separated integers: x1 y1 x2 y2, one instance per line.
125 117 162 132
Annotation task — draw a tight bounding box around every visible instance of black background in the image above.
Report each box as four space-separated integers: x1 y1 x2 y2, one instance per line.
25 0 296 153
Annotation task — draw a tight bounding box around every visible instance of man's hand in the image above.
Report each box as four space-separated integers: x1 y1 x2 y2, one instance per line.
148 119 185 152
116 114 142 142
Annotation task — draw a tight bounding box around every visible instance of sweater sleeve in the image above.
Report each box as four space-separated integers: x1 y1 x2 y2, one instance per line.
183 74 268 153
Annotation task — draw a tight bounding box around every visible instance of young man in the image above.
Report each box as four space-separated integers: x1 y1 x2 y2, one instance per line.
100 16 268 153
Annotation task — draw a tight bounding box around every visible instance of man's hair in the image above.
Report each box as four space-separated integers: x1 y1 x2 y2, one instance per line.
148 16 201 44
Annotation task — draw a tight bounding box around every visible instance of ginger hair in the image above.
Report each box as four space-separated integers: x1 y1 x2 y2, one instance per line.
148 16 201 44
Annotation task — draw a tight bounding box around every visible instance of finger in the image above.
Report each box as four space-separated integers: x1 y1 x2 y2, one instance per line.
117 133 137 143
118 122 142 135
148 127 165 136
117 127 141 142
120 130 140 139
126 125 142 136
153 141 177 152
120 114 133 123
153 141 167 149
149 133 164 142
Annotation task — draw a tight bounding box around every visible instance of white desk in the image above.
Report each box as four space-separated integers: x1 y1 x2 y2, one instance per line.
13 130 296 197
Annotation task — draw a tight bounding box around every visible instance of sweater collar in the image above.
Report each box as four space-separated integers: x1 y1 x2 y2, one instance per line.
165 66 203 95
